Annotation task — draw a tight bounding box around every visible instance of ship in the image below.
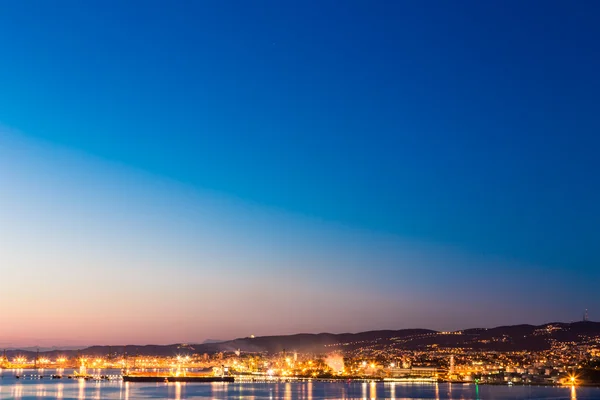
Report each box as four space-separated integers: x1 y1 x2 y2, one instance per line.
122 374 234 383
122 366 234 383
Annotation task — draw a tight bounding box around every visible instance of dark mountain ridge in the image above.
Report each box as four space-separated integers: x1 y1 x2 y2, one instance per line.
4 321 599 359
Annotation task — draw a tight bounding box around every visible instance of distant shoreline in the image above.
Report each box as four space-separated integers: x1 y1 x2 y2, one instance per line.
2 369 600 387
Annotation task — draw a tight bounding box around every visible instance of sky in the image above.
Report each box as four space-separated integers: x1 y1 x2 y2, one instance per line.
0 1 599 347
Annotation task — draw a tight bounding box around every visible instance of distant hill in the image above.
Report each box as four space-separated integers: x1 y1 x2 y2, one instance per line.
5 321 600 359
3 346 85 352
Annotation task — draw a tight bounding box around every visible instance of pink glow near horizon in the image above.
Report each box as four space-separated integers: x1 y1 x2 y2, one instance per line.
0 133 565 347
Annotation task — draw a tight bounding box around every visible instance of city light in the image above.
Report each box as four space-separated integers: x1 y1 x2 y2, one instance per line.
0 329 596 386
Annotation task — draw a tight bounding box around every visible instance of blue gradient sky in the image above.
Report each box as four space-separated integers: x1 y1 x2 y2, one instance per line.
1 1 599 346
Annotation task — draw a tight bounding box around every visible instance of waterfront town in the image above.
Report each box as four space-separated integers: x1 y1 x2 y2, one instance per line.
2 322 600 386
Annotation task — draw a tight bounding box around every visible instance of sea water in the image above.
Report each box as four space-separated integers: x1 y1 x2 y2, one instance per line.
1 369 599 399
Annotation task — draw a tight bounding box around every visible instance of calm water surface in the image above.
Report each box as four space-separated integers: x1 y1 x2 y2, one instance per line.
1 369 599 399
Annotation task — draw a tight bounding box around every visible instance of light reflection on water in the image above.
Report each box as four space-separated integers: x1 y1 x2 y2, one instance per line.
78 378 85 400
0 372 598 400
175 381 181 400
